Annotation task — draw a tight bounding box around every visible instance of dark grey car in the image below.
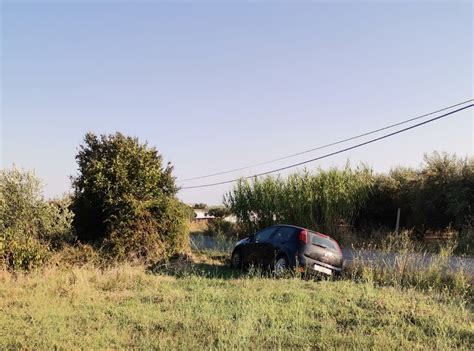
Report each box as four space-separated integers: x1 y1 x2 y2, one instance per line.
230 224 343 276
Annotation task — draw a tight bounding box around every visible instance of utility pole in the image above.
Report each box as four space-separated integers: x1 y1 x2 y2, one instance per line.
395 208 401 234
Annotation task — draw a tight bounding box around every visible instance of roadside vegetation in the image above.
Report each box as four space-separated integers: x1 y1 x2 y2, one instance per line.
1 132 189 271
225 152 473 253
345 231 473 304
0 168 75 270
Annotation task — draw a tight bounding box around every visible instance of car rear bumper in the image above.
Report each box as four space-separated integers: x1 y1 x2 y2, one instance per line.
298 255 343 275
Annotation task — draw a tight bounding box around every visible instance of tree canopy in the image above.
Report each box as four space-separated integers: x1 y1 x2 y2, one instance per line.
72 132 188 260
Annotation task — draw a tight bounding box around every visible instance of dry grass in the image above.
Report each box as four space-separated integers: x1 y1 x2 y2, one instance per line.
344 231 473 305
189 220 209 234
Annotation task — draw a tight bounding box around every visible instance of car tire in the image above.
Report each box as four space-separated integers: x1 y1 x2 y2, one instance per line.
230 249 243 269
273 255 289 277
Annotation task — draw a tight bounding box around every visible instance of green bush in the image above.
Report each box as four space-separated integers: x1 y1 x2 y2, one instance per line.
72 132 188 262
207 206 230 218
41 197 76 249
0 168 74 270
1 228 50 270
359 152 474 236
204 218 243 240
50 243 102 268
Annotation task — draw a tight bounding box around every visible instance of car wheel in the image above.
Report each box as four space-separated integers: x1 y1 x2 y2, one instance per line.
230 250 243 269
274 255 289 277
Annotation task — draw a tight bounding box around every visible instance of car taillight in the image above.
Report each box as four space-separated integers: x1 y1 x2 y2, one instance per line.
298 229 308 244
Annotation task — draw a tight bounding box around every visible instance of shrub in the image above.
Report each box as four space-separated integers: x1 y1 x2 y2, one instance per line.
204 218 243 240
207 206 230 218
41 196 76 249
50 243 102 268
0 168 74 270
360 153 474 234
72 132 188 262
1 228 49 270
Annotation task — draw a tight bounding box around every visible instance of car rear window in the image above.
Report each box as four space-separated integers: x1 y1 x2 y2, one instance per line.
309 232 339 252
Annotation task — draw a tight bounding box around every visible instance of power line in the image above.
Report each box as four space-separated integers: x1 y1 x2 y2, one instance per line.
178 99 473 182
180 104 473 190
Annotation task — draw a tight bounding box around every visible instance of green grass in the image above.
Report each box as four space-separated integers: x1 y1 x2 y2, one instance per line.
0 261 472 350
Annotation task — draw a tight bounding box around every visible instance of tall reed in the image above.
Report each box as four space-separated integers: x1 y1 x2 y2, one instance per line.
224 165 373 236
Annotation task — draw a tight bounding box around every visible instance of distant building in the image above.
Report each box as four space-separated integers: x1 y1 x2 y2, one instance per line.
223 214 237 223
192 208 238 224
193 209 215 223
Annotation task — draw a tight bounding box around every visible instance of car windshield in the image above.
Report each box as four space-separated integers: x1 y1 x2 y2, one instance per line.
310 232 339 252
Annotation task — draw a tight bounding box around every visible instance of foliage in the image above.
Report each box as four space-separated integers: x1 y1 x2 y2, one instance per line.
225 165 373 236
0 168 74 270
225 153 473 246
43 197 76 249
359 152 474 236
204 218 242 239
193 203 207 210
183 204 196 221
49 243 103 268
207 206 230 218
72 132 188 261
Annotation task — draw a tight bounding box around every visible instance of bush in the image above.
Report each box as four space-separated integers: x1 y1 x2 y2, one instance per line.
1 228 49 270
42 197 76 249
360 153 474 234
0 168 74 270
204 218 243 240
72 132 188 262
50 243 102 268
207 206 230 218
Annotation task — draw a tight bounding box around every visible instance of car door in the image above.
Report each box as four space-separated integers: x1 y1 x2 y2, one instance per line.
269 226 300 265
245 226 277 266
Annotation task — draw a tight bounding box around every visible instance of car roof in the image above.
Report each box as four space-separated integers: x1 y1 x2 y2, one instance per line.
268 224 336 241
272 224 305 230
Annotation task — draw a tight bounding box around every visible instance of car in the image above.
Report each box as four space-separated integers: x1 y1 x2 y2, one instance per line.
230 224 343 276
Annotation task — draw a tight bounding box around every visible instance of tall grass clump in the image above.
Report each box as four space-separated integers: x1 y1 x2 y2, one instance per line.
225 165 373 236
345 231 472 303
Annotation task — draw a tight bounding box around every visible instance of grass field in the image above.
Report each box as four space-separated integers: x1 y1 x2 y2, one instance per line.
1 255 472 350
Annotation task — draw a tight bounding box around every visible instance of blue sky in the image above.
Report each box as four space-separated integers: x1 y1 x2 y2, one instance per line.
2 1 473 205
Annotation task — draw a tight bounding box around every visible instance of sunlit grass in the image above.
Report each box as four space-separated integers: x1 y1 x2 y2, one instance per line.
0 262 472 350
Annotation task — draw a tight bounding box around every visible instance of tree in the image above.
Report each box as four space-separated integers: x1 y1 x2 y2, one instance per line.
0 168 74 270
72 132 188 260
207 206 230 218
